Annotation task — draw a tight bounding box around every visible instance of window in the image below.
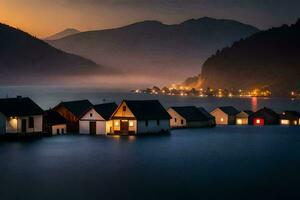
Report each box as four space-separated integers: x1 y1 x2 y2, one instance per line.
174 118 177 123
122 106 127 112
90 113 93 117
129 121 134 127
61 129 64 134
29 117 34 128
157 120 160 126
56 129 60 134
145 120 148 127
181 119 184 125
115 121 119 126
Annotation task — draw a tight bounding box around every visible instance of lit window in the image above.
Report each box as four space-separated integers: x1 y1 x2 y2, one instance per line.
129 121 134 127
256 119 260 124
115 121 119 126
220 118 224 122
280 120 289 125
294 121 298 125
237 119 242 125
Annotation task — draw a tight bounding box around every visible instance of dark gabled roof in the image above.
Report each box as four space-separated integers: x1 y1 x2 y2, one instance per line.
93 102 118 120
280 111 300 119
58 100 93 118
243 110 254 115
0 97 43 117
119 100 171 120
250 107 279 118
44 110 67 125
171 106 211 121
218 106 240 116
198 107 215 119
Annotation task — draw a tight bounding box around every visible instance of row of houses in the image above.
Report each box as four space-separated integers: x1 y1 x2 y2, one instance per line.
0 97 299 136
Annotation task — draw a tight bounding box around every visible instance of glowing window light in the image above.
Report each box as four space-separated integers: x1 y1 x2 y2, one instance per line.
256 119 261 124
294 120 298 125
281 120 289 125
129 121 134 127
114 121 119 126
237 119 243 125
220 118 224 122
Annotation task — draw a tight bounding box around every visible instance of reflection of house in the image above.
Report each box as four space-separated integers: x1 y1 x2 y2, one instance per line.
279 111 300 125
210 106 239 125
0 96 43 134
249 107 279 126
79 103 118 135
236 110 253 125
168 106 215 128
43 110 67 135
53 100 93 133
109 100 171 135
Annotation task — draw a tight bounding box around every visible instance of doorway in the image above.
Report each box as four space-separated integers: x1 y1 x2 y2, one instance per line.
89 121 97 135
21 119 27 133
120 120 129 134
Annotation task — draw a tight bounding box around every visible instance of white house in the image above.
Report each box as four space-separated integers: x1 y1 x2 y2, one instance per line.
236 110 253 125
43 110 67 135
0 96 44 134
168 106 215 128
210 106 240 125
109 100 171 135
79 103 118 135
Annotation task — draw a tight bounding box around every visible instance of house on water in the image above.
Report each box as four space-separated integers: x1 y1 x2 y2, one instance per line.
279 111 300 125
168 106 215 128
109 100 171 135
43 110 67 135
249 107 279 126
210 106 240 125
53 100 93 133
0 96 43 134
236 110 254 125
79 102 118 135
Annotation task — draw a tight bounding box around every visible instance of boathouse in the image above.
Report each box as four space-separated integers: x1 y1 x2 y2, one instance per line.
279 111 300 125
168 106 215 128
53 100 93 133
210 106 240 125
249 107 279 126
43 110 67 135
79 102 118 135
236 110 253 125
109 100 171 135
0 96 44 134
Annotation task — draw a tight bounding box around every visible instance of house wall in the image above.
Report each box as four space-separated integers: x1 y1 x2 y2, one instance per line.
0 113 6 135
52 124 67 135
211 109 228 125
110 119 137 134
167 108 186 128
54 105 79 133
137 120 170 134
6 115 43 133
79 108 106 135
236 112 249 125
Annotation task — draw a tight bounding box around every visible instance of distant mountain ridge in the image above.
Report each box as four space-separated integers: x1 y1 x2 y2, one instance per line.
200 19 300 96
0 23 102 84
45 28 80 40
48 17 259 82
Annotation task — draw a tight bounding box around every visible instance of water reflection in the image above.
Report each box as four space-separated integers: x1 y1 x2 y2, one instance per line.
251 97 258 111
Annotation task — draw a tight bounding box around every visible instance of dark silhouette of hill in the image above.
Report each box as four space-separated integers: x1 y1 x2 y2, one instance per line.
48 17 259 81
201 19 300 96
45 28 80 40
0 23 103 84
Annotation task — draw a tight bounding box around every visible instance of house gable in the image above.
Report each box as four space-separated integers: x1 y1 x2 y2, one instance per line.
111 101 135 119
54 105 78 122
80 108 105 121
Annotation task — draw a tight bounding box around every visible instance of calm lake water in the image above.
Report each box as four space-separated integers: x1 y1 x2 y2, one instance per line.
1 126 300 200
0 86 299 112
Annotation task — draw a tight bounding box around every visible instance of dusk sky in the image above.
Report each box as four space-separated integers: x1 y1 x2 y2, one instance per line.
1 0 300 37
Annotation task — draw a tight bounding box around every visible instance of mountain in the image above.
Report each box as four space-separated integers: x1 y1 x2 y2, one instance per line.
45 28 80 40
0 23 102 84
200 19 300 96
48 17 259 82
